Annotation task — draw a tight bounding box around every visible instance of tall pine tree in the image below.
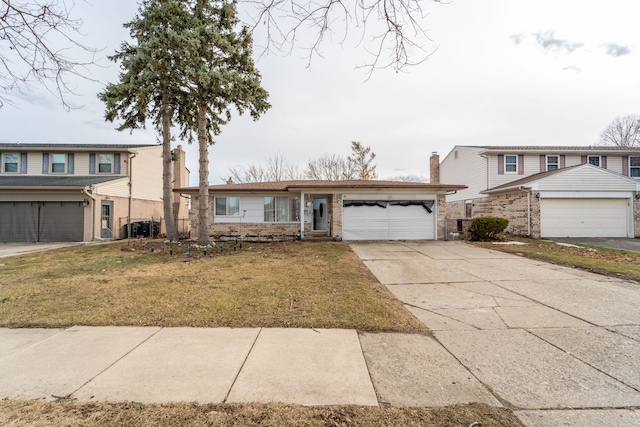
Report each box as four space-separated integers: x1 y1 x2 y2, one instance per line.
100 0 270 244
99 0 193 241
177 0 270 245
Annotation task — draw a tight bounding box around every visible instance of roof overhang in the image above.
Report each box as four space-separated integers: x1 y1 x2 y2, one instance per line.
482 163 640 194
0 143 158 153
175 181 467 195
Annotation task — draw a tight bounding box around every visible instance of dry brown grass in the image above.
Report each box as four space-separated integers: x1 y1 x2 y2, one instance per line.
0 240 425 332
473 236 640 281
0 400 524 427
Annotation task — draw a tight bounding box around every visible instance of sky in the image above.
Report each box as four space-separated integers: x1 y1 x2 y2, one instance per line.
1 0 639 185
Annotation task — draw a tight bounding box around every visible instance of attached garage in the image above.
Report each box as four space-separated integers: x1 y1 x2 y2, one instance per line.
540 198 630 238
342 200 435 240
482 164 640 239
0 201 84 242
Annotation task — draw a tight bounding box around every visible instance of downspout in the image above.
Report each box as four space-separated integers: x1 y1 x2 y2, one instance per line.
480 152 489 191
300 192 305 240
518 186 531 236
128 151 138 239
82 187 97 241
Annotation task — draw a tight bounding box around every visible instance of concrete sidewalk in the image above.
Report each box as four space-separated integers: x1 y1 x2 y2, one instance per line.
0 327 377 406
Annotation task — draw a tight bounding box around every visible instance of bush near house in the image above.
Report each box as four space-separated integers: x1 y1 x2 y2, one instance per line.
468 217 509 241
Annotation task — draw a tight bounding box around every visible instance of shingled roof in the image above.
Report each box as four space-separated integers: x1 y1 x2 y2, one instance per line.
0 143 158 151
176 179 467 193
0 175 125 188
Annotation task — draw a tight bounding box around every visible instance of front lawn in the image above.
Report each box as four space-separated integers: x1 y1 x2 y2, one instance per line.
473 236 640 281
0 401 523 427
0 240 425 332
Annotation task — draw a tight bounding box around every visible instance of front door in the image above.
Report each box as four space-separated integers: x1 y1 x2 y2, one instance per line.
313 198 328 231
101 201 113 238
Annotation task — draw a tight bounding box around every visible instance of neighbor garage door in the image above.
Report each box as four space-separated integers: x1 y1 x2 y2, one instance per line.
342 201 435 240
540 198 629 238
0 201 84 242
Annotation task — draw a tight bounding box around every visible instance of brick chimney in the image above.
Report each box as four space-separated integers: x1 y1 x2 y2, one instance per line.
172 145 187 188
430 152 440 184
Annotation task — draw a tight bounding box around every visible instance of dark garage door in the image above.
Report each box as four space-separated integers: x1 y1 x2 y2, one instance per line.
0 202 84 242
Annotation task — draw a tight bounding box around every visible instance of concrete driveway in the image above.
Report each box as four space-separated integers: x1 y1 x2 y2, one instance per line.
350 241 640 427
0 242 77 258
550 237 640 253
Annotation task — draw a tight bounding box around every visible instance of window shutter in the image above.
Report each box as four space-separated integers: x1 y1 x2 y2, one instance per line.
518 155 524 175
539 155 545 172
601 155 607 169
498 155 504 175
581 155 587 164
42 153 49 174
68 153 74 175
560 155 565 168
0 152 2 174
114 153 121 174
89 153 96 174
623 156 629 176
20 153 27 174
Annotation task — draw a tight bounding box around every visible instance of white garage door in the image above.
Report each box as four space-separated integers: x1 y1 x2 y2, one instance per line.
540 198 629 238
342 202 435 240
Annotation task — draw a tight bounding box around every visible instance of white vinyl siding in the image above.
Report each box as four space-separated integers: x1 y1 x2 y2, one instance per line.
537 167 638 192
129 146 162 201
212 197 263 224
440 146 486 202
540 198 629 238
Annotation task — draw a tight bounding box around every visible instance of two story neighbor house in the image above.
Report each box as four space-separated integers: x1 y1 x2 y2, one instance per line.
440 146 640 238
0 143 189 242
177 154 466 241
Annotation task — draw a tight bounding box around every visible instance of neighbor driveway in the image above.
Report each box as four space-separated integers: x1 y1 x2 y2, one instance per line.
0 242 77 258
350 241 640 427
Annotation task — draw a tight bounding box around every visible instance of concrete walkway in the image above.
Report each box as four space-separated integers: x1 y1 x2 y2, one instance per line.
2 241 640 427
351 241 640 427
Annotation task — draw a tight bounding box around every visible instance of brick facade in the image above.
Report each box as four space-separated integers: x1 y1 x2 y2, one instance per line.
446 191 542 239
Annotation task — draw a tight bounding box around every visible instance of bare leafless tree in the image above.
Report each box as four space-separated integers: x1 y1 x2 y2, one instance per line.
305 153 351 180
227 153 302 182
599 115 640 147
0 0 97 109
244 0 442 75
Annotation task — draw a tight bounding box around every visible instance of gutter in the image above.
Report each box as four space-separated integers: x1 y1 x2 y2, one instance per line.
82 187 97 241
127 151 138 239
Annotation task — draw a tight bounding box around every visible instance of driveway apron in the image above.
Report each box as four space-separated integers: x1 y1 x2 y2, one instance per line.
350 241 640 427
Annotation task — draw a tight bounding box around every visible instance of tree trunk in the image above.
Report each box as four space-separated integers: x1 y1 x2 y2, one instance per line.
162 90 178 241
197 93 211 245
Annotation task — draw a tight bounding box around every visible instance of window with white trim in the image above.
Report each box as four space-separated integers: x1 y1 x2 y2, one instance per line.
264 197 300 222
3 153 19 173
215 197 240 216
630 157 640 177
504 155 517 173
98 154 112 173
51 153 66 173
587 155 600 167
546 155 559 171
